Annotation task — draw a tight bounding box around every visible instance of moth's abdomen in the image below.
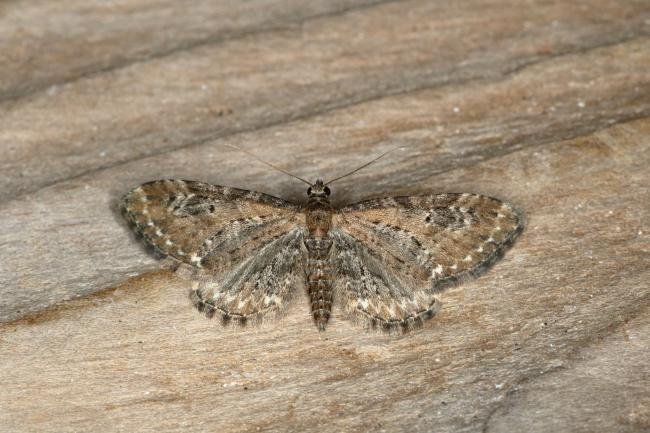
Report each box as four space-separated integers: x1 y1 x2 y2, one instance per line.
305 238 333 331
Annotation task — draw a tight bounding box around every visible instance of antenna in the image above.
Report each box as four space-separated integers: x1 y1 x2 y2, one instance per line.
324 145 408 185
223 143 312 186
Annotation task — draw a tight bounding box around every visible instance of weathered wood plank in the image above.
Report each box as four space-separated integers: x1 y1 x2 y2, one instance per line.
0 0 387 100
1 36 648 323
1 118 648 432
1 2 649 431
1 0 648 200
486 312 650 432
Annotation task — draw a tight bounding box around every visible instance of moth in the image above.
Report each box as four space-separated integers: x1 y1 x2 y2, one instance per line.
120 148 524 332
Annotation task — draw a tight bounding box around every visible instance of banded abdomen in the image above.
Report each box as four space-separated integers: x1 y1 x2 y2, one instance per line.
304 237 334 330
304 193 334 331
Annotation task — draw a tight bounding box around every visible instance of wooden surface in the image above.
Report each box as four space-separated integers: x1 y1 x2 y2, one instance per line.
1 1 649 432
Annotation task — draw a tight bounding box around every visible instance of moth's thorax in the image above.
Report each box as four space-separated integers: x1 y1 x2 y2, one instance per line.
305 198 333 239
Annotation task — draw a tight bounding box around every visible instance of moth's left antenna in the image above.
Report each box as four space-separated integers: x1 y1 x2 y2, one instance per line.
324 145 408 186
223 143 312 186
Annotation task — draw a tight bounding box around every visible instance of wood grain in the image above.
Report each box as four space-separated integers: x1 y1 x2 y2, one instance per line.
0 1 648 432
1 0 649 199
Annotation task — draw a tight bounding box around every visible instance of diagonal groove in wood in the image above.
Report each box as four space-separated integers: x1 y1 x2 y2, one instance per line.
0 0 402 103
480 302 650 433
3 33 648 206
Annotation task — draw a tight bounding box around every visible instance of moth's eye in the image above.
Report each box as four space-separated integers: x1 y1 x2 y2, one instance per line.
307 187 312 196
323 186 331 196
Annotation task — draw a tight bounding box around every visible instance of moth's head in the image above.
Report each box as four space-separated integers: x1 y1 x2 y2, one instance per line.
307 179 331 197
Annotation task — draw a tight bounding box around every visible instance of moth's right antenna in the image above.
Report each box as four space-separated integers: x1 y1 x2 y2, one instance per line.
324 145 408 186
223 143 312 186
